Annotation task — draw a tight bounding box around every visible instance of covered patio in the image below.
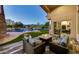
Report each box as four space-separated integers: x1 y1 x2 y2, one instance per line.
41 5 79 53
0 5 79 54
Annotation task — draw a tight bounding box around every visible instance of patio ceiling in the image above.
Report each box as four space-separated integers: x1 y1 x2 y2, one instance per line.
40 5 60 13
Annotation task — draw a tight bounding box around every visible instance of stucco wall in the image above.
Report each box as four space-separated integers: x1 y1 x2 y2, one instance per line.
78 17 79 42
49 5 76 38
78 13 79 34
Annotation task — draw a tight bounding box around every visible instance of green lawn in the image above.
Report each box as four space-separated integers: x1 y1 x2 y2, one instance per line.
27 30 49 38
0 30 48 46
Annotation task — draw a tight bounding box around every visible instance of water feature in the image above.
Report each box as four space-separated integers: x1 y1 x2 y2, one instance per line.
8 29 40 32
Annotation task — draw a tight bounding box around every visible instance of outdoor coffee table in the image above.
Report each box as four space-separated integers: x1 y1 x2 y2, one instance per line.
39 34 52 45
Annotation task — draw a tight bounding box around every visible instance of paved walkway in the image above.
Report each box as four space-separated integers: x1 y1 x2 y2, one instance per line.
0 32 24 45
0 30 39 45
0 41 23 54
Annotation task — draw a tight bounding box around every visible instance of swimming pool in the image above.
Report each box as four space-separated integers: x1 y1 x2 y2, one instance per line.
7 29 30 32
8 29 39 32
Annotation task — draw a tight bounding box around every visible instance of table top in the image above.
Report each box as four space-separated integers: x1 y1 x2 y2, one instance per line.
39 34 52 40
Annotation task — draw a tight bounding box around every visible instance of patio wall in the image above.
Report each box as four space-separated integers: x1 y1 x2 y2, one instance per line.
48 5 76 38
0 5 6 38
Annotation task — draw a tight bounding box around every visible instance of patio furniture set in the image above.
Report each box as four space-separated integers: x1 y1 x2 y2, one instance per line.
23 34 69 54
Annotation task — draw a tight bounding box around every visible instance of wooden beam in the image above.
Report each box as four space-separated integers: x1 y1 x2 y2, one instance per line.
40 5 51 13
44 5 51 13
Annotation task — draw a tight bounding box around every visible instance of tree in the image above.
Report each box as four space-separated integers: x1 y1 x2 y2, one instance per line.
7 25 13 28
45 22 49 26
42 22 49 29
14 22 24 28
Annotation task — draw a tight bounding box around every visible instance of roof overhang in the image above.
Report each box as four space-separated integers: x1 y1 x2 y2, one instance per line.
40 5 60 13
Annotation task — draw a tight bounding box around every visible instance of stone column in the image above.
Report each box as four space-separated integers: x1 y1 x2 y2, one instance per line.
66 6 76 39
47 13 54 35
0 5 6 38
48 19 55 36
78 14 79 34
77 12 79 34
76 6 79 42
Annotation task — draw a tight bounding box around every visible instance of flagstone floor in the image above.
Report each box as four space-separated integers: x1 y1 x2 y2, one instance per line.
0 32 24 45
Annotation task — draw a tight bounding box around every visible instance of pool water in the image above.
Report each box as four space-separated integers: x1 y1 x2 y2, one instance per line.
11 29 30 32
10 29 39 32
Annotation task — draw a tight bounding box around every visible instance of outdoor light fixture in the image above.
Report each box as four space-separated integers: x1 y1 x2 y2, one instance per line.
61 21 68 25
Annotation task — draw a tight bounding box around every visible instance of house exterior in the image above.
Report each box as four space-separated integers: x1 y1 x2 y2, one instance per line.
0 5 6 38
41 5 79 42
0 5 79 42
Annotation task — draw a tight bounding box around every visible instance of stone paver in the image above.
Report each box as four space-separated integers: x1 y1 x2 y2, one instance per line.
0 32 25 44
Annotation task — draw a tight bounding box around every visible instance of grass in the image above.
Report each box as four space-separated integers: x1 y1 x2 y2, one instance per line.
0 30 48 46
40 30 49 34
27 30 49 38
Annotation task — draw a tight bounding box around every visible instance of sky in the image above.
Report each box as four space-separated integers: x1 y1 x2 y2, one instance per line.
3 5 48 25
